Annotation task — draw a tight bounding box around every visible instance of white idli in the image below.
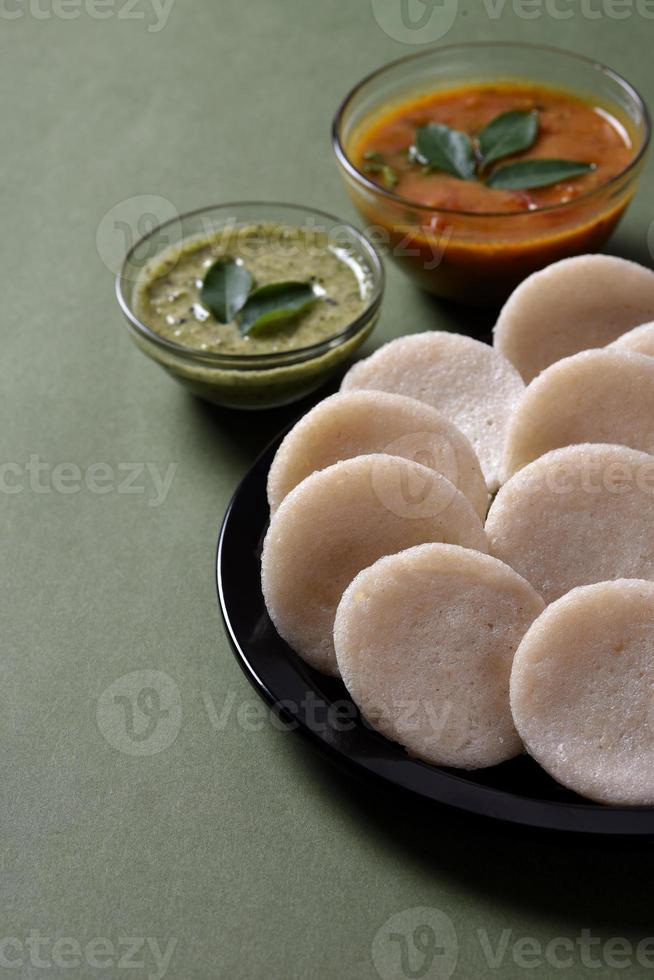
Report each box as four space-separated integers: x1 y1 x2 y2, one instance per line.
487 444 654 603
511 580 654 805
609 321 654 358
341 332 524 492
503 348 654 479
334 544 544 769
494 254 654 383
261 455 488 676
267 390 488 519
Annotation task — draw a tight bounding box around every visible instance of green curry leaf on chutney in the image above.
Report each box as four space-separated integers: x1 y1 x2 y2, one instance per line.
238 282 320 336
200 258 253 323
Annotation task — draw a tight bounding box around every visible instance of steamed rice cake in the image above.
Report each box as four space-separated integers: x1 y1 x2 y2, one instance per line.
334 543 544 768
267 390 488 519
511 580 654 805
503 349 654 479
494 255 654 383
610 321 654 358
487 444 654 603
262 455 488 676
341 332 524 492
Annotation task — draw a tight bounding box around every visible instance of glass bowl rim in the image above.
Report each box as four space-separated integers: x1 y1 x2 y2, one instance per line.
331 41 651 220
115 200 385 367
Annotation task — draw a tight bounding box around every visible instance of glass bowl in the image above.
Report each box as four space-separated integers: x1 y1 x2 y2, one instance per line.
332 43 650 307
116 202 384 409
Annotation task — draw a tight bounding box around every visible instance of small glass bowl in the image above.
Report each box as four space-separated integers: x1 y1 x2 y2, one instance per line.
333 43 650 306
116 202 384 409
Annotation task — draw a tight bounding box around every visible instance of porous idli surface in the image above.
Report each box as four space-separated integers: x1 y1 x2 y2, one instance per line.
487 444 654 603
511 580 654 805
261 455 488 676
504 349 654 479
341 333 524 493
334 544 544 769
609 321 654 358
267 390 488 519
494 255 654 383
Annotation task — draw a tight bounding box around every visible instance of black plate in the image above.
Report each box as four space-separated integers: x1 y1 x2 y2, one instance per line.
217 431 654 836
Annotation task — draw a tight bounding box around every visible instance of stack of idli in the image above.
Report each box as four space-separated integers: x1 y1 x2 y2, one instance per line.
494 254 654 382
493 255 654 479
259 252 654 804
262 454 488 676
502 348 654 478
341 331 524 492
267 390 488 519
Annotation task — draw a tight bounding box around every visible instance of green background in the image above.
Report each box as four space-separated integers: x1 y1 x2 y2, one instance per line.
4 1 654 978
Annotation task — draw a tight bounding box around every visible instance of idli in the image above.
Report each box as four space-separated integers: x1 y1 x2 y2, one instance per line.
503 348 654 478
261 455 488 676
487 444 654 603
267 390 488 519
341 332 524 492
334 544 544 769
494 254 654 383
610 321 654 358
511 580 654 805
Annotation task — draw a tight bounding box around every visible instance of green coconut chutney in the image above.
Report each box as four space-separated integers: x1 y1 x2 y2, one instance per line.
134 223 372 354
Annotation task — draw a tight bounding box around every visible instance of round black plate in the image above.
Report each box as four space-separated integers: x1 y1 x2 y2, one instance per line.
216 431 654 836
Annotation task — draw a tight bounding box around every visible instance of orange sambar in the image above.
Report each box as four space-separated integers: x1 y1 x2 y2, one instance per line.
348 82 639 305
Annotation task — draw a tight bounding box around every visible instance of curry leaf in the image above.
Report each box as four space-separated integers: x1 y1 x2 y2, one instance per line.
239 282 319 336
200 259 253 323
415 123 476 181
486 158 595 190
380 165 399 189
478 109 539 169
363 151 398 189
363 151 386 167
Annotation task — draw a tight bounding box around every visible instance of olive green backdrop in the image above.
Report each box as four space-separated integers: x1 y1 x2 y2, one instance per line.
3 1 654 978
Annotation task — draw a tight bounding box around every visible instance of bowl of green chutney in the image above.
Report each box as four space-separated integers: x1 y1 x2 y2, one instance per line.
116 201 385 409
